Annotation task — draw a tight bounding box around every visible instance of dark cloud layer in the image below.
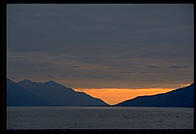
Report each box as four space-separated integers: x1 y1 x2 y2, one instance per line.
7 4 194 88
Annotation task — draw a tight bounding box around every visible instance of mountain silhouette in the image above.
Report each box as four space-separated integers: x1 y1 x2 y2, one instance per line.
7 79 49 106
16 79 108 106
116 83 194 107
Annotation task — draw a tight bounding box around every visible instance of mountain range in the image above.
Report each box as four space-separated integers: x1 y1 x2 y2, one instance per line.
7 78 194 107
7 79 108 106
7 79 49 106
116 83 194 107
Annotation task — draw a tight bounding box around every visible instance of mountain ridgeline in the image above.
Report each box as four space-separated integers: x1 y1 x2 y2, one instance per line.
7 79 108 106
7 78 194 107
7 79 49 106
116 83 194 107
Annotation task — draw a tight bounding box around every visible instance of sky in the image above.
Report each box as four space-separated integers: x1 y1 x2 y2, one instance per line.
7 4 194 104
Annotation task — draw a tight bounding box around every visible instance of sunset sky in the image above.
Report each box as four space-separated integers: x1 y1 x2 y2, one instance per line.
7 4 194 105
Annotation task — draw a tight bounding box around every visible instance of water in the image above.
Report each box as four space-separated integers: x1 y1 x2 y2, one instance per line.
7 106 194 129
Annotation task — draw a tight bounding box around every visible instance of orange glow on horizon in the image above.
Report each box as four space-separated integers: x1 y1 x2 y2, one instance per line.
73 87 182 105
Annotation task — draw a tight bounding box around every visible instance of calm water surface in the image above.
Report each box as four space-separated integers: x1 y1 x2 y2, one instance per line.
7 106 194 129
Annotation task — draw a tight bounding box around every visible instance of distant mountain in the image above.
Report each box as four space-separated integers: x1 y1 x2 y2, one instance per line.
116 83 194 107
7 79 49 106
17 79 108 106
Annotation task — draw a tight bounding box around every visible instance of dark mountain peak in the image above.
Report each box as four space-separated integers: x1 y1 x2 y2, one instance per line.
43 80 72 90
18 79 34 84
7 78 49 106
18 79 44 87
7 79 18 86
44 80 65 87
44 80 57 85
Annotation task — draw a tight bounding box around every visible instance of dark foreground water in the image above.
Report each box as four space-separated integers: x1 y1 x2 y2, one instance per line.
7 106 194 129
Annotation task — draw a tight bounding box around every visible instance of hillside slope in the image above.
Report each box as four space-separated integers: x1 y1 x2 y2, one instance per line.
116 83 194 107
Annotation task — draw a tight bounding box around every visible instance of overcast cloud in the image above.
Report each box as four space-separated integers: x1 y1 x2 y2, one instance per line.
7 4 194 89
